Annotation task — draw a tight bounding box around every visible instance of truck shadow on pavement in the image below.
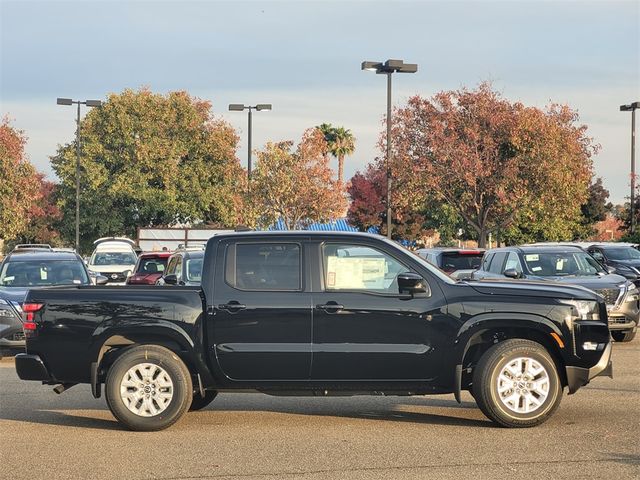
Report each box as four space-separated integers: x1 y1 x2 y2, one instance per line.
0 393 490 430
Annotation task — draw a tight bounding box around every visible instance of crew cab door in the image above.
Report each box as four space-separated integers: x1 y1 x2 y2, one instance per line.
310 241 443 381
208 240 312 381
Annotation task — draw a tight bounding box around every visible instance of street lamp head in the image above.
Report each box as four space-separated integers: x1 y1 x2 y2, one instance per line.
362 61 381 71
398 63 418 74
57 98 73 105
362 59 418 74
85 100 102 107
620 102 640 111
255 104 272 111
229 104 245 111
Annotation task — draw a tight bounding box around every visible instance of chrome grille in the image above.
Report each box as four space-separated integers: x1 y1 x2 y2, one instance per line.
100 272 127 282
596 288 621 306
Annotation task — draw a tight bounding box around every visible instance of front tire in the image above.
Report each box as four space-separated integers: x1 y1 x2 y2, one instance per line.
611 330 636 342
105 345 193 431
472 339 562 428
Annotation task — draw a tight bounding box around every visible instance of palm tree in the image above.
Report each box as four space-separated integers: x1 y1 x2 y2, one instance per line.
330 127 355 184
316 123 335 163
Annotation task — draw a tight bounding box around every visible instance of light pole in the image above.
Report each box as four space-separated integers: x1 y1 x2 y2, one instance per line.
229 103 272 179
57 98 102 252
362 59 417 239
620 101 639 234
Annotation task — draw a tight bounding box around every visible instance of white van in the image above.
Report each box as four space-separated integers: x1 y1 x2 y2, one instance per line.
88 238 138 285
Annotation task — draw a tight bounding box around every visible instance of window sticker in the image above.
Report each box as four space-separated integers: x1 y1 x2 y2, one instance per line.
531 266 542 272
525 254 539 262
326 256 386 289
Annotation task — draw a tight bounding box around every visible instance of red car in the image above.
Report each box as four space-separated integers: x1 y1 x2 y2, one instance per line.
125 252 172 285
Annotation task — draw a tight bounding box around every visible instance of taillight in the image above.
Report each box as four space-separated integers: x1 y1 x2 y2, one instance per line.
22 303 43 338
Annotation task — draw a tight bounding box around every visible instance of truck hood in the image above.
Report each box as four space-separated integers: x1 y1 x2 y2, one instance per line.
526 273 628 290
465 279 600 301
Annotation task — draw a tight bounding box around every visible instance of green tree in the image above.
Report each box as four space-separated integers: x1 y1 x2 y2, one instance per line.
0 118 41 242
51 88 243 253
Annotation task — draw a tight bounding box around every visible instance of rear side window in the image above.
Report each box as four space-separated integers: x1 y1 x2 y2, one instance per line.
226 243 301 291
488 252 508 274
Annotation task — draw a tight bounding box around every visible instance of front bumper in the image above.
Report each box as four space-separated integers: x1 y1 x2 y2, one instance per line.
607 314 638 332
15 354 52 381
565 341 613 394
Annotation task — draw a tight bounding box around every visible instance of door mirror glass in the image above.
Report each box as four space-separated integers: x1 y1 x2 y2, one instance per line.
163 274 178 285
503 268 521 279
397 272 429 295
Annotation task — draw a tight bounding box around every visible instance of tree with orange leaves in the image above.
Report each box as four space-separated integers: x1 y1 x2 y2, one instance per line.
0 118 41 241
248 128 347 229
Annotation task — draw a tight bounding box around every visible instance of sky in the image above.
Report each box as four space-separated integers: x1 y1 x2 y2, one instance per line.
1 0 638 203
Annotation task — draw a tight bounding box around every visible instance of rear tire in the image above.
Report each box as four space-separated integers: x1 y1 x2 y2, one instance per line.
105 345 192 431
611 330 636 342
472 339 562 428
189 390 218 411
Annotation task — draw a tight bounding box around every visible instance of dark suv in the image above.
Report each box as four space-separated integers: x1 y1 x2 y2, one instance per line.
156 247 205 286
472 245 639 342
586 243 640 286
0 246 99 356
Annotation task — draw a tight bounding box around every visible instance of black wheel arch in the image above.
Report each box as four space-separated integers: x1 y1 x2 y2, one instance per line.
89 324 215 398
453 315 569 402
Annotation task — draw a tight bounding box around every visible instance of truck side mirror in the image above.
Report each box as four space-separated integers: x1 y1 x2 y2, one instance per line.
398 272 429 296
163 274 178 285
95 275 109 285
503 268 521 279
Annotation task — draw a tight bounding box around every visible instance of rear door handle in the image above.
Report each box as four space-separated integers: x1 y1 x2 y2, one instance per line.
316 303 344 313
218 302 246 313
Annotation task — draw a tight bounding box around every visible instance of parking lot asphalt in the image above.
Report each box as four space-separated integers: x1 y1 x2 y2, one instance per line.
0 341 639 480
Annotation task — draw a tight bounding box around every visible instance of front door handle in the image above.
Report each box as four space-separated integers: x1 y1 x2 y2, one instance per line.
316 302 344 313
218 301 246 313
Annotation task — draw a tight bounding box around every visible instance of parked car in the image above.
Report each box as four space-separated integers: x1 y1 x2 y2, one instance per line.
155 247 204 286
0 246 105 357
586 243 640 286
15 231 612 431
416 248 485 279
87 237 138 285
472 245 639 342
126 252 172 285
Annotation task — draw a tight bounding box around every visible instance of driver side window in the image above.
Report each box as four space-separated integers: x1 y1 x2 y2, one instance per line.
322 243 411 293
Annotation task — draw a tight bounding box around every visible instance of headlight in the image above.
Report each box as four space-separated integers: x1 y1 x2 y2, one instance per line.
625 287 640 302
561 299 600 321
0 299 20 319
124 270 132 277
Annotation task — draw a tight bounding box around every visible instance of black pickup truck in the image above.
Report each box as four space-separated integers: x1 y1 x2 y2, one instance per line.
15 232 612 431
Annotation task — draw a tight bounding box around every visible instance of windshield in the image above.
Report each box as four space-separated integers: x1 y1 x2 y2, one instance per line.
523 251 606 277
90 252 137 266
0 260 90 287
603 247 640 261
135 257 168 275
185 258 203 283
440 253 483 273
